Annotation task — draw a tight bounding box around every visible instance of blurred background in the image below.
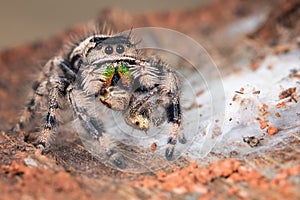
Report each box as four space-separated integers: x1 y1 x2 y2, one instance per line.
0 0 210 49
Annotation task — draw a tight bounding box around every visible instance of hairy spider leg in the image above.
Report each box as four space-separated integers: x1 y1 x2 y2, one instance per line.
132 59 187 161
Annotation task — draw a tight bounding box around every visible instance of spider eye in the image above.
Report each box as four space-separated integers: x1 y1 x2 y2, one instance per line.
95 44 102 50
116 45 124 54
105 46 113 54
135 121 140 126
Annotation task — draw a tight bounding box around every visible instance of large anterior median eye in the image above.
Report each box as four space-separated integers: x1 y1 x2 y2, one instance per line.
105 46 113 54
116 45 124 54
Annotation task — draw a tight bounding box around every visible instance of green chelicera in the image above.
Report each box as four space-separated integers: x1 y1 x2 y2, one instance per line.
102 63 131 87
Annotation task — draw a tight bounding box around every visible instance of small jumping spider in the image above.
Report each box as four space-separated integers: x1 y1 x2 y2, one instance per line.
15 30 186 167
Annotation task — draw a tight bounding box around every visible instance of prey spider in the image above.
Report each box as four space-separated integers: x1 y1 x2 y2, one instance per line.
15 30 186 167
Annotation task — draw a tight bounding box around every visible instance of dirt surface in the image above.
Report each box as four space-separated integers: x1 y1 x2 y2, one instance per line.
0 0 300 199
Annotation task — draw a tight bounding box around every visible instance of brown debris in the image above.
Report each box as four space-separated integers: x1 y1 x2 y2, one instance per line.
232 94 239 102
150 142 157 152
274 44 294 55
252 90 261 94
258 119 278 136
275 112 281 117
1 162 93 200
133 159 241 196
276 102 287 108
1 0 300 199
259 103 270 117
133 159 300 198
267 63 274 70
250 62 260 71
279 87 296 100
243 135 264 147
259 120 268 129
270 165 300 195
279 87 298 103
289 70 300 80
267 125 278 135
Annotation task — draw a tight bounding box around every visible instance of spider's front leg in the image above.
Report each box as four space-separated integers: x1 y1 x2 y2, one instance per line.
68 88 104 139
160 70 187 161
68 88 126 169
132 58 186 160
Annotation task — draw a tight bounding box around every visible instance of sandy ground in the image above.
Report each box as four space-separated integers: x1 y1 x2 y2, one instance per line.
0 0 299 199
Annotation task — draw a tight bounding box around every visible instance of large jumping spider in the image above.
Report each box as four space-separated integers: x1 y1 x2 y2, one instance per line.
15 30 186 167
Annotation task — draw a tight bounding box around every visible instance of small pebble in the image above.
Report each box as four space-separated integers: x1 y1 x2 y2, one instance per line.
24 157 38 167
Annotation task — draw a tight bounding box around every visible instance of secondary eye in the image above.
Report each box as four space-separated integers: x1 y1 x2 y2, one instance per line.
116 45 124 54
95 44 102 50
105 46 113 54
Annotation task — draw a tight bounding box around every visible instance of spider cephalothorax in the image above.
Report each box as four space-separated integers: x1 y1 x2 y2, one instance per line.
15 31 186 168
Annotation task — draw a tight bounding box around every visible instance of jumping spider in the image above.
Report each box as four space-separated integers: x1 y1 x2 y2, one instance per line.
15 31 186 167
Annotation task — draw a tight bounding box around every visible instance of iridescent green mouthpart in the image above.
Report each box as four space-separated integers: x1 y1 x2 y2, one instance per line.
102 65 115 86
103 65 115 78
118 64 130 75
102 63 132 87
117 63 131 86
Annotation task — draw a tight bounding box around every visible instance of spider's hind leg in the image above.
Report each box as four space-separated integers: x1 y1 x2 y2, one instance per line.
14 56 75 134
35 57 73 152
13 56 73 153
